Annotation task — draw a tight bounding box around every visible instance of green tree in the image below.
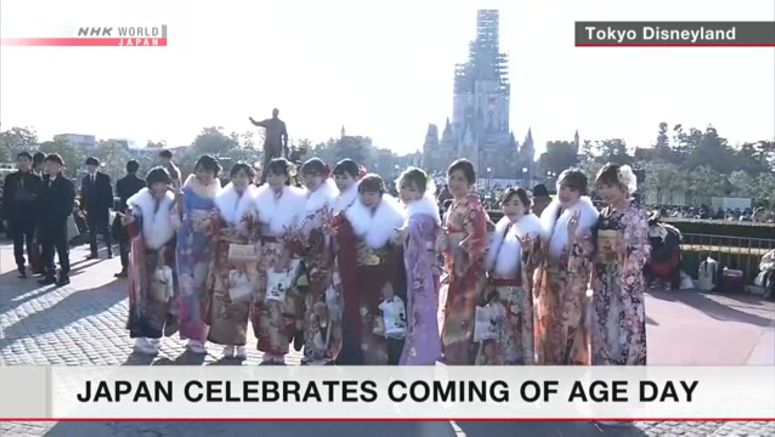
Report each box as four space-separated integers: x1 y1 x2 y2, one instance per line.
655 122 670 150
752 172 775 208
639 161 685 206
38 139 85 178
686 165 725 206
95 140 132 182
727 170 754 197
539 141 578 178
685 126 736 173
590 138 633 165
0 126 38 149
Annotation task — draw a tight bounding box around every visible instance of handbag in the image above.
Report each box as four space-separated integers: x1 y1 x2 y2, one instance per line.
473 304 501 342
379 296 407 339
228 243 258 263
228 269 255 302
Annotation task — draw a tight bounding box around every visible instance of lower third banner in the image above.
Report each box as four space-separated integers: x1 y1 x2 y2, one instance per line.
1 366 773 420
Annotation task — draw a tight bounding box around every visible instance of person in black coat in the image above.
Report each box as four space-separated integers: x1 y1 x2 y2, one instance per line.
80 157 114 259
113 159 146 277
2 152 43 278
38 154 76 287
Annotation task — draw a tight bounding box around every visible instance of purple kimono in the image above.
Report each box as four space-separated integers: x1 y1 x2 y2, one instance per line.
399 195 443 365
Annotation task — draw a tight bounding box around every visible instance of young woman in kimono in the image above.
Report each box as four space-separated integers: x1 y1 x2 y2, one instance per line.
440 159 489 365
477 187 543 365
393 167 443 365
534 169 599 365
591 164 650 365
329 174 406 365
297 157 341 365
206 163 259 359
251 158 307 365
173 155 222 354
332 159 360 215
125 167 177 355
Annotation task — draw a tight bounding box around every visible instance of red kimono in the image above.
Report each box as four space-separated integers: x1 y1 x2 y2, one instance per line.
333 194 406 365
441 194 488 365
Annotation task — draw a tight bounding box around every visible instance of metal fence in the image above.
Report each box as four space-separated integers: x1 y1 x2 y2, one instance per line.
680 233 775 284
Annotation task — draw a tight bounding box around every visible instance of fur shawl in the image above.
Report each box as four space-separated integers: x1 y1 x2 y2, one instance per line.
540 196 599 258
404 193 441 226
486 214 543 276
214 183 257 226
304 178 338 215
253 184 306 236
182 174 221 200
346 194 406 249
127 188 176 250
333 184 358 214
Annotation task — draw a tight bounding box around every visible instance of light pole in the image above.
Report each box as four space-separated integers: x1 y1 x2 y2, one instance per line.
522 167 528 185
487 167 492 191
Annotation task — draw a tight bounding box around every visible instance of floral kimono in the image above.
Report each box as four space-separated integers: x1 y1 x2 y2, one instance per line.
476 213 543 365
398 193 443 365
534 196 599 365
591 200 650 365
298 179 342 365
174 175 221 343
205 183 259 347
441 194 489 365
334 194 406 365
126 188 178 339
251 184 306 361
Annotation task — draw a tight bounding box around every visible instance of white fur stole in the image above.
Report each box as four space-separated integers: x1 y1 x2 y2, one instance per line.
346 194 406 249
540 196 599 258
127 188 176 250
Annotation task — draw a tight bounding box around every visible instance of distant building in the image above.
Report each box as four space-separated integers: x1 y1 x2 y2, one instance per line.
53 133 97 149
107 138 137 150
422 10 534 182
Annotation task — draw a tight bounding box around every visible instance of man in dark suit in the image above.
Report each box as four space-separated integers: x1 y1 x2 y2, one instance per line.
38 154 76 287
2 152 43 278
114 159 146 278
80 157 114 260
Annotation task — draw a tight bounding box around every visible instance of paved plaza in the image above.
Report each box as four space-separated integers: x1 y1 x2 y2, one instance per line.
1 242 773 436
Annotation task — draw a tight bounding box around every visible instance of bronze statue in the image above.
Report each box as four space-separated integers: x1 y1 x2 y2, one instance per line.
249 108 288 183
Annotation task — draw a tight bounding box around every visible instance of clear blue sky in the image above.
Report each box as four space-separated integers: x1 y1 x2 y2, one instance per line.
1 0 773 155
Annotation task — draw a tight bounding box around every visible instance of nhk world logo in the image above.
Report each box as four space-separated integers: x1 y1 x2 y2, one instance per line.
1 25 167 46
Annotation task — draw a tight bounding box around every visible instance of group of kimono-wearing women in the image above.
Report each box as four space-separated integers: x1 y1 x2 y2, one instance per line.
124 154 650 367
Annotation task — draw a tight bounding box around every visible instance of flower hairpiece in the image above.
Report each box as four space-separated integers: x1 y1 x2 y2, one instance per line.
617 165 637 194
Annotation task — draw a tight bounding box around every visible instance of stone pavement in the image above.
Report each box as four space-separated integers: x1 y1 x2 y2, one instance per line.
1 243 774 436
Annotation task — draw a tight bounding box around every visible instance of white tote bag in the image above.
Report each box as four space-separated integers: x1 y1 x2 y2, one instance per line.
379 296 407 339
473 304 501 342
265 259 301 302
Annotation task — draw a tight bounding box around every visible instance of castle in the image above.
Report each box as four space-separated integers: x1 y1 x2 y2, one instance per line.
422 9 535 182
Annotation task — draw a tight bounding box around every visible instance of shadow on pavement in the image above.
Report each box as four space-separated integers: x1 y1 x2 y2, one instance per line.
456 421 647 436
0 282 126 345
120 352 156 366
648 289 774 327
208 356 247 366
152 350 208 366
0 272 62 314
43 421 458 437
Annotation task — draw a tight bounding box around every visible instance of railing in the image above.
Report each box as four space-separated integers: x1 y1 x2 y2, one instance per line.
679 233 775 284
